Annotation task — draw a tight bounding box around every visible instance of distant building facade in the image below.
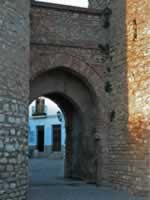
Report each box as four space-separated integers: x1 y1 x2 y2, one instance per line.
28 97 66 158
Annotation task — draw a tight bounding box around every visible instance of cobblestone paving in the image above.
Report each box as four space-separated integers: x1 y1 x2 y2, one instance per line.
28 159 146 200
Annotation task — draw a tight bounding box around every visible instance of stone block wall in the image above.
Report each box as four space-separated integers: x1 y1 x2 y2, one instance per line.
31 1 107 47
107 0 150 196
0 1 30 199
88 0 108 9
89 0 150 196
126 0 150 195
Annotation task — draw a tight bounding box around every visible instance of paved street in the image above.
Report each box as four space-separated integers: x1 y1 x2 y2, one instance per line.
28 159 146 200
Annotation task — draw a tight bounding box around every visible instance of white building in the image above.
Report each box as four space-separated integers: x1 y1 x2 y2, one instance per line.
28 97 66 158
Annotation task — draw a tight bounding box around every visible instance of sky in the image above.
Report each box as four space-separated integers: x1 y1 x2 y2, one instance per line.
35 0 88 7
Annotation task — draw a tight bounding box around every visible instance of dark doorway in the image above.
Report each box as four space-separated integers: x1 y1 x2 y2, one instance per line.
52 124 61 151
37 126 44 152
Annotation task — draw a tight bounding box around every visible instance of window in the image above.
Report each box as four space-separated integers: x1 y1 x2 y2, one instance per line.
35 0 89 8
33 98 46 116
52 125 61 151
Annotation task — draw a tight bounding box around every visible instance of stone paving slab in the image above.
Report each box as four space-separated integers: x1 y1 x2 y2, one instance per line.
28 159 146 200
28 185 146 200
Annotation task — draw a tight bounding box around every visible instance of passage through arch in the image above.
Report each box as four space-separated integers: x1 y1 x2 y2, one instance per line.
30 68 99 182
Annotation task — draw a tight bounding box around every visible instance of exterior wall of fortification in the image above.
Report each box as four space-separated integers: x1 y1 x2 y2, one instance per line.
0 1 30 199
31 1 107 46
30 2 111 184
89 0 150 196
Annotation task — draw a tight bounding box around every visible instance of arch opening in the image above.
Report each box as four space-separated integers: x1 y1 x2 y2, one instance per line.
28 97 66 159
30 68 99 182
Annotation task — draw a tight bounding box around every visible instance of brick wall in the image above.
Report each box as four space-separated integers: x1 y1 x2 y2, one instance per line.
31 1 107 47
89 0 150 196
126 0 150 195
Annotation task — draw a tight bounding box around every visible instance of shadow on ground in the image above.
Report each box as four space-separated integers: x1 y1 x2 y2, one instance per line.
28 159 146 200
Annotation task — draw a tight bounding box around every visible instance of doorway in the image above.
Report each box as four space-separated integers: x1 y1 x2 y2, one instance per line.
52 124 61 152
37 126 44 152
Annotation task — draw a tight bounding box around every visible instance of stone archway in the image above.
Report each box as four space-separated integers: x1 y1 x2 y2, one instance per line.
30 68 99 182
